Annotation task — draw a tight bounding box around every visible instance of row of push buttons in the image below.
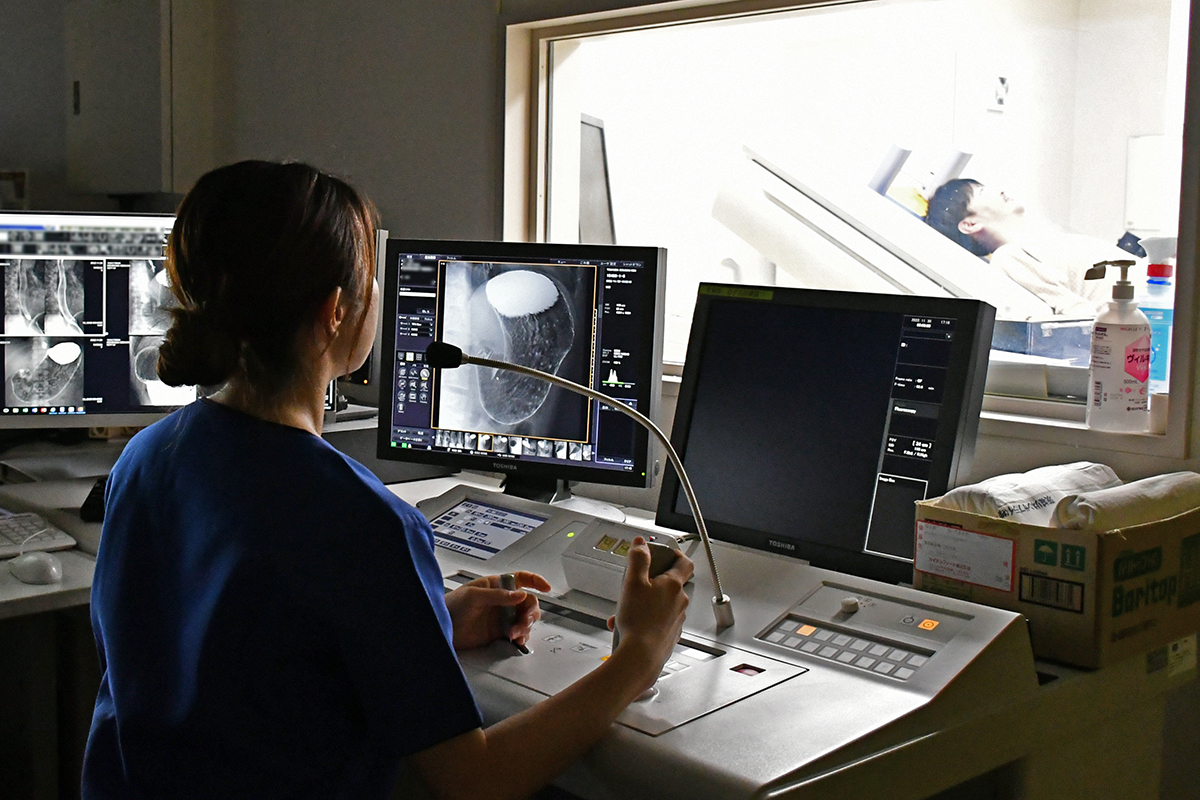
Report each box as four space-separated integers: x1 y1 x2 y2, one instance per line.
761 617 931 680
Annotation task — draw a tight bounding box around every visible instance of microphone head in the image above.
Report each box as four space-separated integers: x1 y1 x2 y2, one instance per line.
425 341 464 369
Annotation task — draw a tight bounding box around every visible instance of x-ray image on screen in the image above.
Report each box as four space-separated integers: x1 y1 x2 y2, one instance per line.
3 259 85 336
435 259 594 441
4 337 85 407
129 259 174 335
129 334 194 407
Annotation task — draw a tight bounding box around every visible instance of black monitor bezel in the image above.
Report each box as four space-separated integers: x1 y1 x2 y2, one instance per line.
374 238 666 491
654 283 994 585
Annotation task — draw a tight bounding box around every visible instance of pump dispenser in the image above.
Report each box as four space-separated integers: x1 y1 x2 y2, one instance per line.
1085 259 1150 431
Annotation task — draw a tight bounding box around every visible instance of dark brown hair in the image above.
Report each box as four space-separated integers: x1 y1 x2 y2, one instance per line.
925 178 991 257
157 161 378 395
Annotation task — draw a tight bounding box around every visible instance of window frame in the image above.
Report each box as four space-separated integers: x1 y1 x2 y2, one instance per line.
502 0 1198 465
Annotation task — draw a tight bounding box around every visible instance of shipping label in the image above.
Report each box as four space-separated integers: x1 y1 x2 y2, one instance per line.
916 521 1016 592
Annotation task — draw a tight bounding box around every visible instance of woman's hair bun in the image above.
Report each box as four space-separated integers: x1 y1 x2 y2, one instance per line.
157 307 240 388
162 160 377 396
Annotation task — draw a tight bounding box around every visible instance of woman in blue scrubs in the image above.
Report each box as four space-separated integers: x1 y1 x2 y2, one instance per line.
82 160 693 800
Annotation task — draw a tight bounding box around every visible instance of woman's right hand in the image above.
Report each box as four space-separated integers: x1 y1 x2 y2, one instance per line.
609 537 694 691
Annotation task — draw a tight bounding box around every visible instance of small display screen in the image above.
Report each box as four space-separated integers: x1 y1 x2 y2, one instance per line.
428 499 547 560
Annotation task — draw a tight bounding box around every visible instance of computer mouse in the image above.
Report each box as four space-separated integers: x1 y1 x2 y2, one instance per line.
8 552 64 585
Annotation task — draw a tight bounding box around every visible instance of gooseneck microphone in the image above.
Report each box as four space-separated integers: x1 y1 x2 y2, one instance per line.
424 341 735 631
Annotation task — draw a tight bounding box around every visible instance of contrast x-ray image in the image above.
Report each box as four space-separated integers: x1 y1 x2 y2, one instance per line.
130 259 175 335
435 260 595 441
130 335 195 407
5 337 84 407
3 259 85 336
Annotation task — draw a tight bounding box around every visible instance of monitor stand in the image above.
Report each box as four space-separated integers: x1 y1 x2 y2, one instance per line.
500 476 626 523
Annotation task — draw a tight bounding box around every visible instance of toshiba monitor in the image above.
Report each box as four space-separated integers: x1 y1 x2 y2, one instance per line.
0 211 196 429
375 239 666 501
656 284 994 585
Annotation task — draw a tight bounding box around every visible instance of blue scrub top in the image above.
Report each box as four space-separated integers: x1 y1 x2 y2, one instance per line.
83 399 481 799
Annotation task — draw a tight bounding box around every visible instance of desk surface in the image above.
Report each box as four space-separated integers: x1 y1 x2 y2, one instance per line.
0 549 93 621
0 477 100 619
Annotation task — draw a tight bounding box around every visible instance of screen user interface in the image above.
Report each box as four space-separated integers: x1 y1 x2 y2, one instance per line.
0 212 195 424
428 499 547 560
658 285 992 584
378 241 664 490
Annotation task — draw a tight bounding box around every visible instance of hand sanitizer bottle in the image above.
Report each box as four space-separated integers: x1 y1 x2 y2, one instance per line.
1086 260 1151 432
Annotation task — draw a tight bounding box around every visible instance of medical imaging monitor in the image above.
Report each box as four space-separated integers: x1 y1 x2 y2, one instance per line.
375 239 666 500
656 284 994 585
0 211 196 429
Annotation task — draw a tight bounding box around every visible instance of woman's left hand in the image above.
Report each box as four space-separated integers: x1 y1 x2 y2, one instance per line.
445 571 552 651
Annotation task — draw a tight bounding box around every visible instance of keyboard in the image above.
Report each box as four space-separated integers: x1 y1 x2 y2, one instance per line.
0 512 77 559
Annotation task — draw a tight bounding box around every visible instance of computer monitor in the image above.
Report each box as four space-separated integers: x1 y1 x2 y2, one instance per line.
375 239 666 501
656 283 994 585
0 211 196 429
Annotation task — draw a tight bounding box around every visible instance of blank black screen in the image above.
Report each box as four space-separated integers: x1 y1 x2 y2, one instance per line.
674 301 899 549
658 285 992 585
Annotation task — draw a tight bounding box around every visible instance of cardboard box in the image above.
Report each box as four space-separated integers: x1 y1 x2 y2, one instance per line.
913 498 1200 668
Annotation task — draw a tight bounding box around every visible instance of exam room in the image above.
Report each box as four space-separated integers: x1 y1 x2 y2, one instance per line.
2 0 1200 797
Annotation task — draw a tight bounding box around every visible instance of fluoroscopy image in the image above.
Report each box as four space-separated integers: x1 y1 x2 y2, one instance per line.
435 260 595 441
130 335 195 407
3 259 85 336
130 259 175 335
5 337 85 407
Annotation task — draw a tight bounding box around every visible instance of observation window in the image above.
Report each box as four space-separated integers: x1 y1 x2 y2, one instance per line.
528 0 1190 427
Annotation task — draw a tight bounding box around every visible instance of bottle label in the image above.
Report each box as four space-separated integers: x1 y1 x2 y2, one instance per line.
1090 322 1151 420
1126 334 1150 382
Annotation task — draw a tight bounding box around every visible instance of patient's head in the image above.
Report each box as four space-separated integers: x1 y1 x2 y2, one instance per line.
926 178 1024 257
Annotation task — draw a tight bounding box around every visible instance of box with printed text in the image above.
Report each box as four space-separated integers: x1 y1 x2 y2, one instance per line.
912 498 1200 668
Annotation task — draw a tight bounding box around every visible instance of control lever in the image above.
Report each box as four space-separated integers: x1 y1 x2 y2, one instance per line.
500 573 529 655
611 540 679 652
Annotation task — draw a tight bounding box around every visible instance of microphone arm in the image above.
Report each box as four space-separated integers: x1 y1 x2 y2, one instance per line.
426 341 734 631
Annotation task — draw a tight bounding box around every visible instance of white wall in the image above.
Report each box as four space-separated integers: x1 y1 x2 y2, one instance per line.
1070 0 1175 239
212 0 503 239
0 0 115 211
2 0 504 231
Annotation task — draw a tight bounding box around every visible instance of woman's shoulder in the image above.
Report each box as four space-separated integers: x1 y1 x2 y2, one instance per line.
307 440 428 526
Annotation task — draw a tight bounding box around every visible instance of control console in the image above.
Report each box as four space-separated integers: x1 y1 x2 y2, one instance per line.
417 484 1039 799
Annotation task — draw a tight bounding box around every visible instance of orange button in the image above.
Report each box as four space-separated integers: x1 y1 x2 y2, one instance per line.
918 619 939 631
797 624 817 636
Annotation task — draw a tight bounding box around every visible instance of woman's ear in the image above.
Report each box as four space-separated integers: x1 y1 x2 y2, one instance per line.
318 287 347 340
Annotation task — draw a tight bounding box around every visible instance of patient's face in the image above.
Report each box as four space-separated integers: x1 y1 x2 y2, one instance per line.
965 185 1024 226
